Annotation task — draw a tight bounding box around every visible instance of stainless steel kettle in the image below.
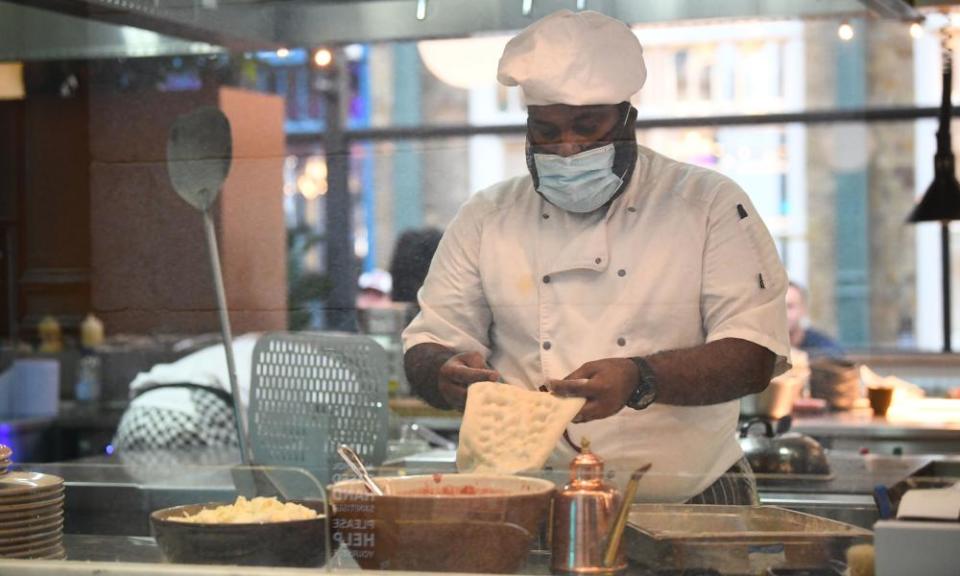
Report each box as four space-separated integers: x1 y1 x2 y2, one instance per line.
738 417 831 476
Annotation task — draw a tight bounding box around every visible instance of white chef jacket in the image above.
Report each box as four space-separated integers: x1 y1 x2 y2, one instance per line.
402 145 790 502
128 333 259 415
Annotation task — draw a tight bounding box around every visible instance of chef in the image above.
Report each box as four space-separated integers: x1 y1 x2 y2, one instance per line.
402 10 790 503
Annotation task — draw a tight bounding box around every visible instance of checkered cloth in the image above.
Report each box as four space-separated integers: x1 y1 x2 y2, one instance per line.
112 386 239 451
686 455 758 505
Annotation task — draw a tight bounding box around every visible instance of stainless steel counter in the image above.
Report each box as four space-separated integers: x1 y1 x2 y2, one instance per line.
793 405 960 455
0 533 846 575
397 449 930 493
793 409 960 439
407 400 960 457
7 442 954 576
1 447 893 575
753 452 931 494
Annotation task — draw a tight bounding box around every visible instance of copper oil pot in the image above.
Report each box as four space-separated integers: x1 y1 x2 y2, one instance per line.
550 439 626 574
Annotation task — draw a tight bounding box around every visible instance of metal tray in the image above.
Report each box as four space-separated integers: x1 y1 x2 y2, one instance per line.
624 505 871 575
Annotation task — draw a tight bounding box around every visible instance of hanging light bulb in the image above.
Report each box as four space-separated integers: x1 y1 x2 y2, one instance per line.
838 21 854 42
312 48 333 68
522 0 533 17
910 22 924 39
416 0 427 21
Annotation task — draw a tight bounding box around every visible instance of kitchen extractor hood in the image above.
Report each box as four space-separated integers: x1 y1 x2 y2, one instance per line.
3 0 956 61
0 2 226 61
0 0 277 59
857 0 922 19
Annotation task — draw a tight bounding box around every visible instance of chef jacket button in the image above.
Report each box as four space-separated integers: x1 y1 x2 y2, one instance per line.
617 337 626 346
543 341 552 350
595 257 602 264
543 275 551 284
627 206 637 213
542 213 550 220
617 269 626 277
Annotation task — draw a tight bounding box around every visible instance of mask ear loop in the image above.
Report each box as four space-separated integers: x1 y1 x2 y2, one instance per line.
611 103 637 187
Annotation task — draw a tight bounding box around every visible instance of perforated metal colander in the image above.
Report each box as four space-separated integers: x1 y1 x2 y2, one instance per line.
247 332 390 486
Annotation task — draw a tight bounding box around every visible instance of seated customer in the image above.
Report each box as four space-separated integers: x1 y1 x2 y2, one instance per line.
786 281 844 359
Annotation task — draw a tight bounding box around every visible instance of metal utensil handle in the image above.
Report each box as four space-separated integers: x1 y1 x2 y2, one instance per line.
410 423 456 450
603 463 652 567
337 444 385 496
740 417 776 439
204 211 252 465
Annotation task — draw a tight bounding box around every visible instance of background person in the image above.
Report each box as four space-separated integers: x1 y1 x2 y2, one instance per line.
389 227 444 304
786 281 844 359
112 334 258 452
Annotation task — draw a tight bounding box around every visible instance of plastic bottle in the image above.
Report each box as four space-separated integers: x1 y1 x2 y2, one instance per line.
75 314 104 403
37 316 62 353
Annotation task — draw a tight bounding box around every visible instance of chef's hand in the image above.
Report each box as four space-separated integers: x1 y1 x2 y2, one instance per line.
549 358 639 423
438 352 500 411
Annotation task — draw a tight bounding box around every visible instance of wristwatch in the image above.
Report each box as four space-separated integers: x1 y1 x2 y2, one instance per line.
626 357 658 410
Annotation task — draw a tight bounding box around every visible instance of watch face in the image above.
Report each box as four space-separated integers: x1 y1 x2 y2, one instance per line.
630 383 657 408
630 383 656 409
629 357 657 410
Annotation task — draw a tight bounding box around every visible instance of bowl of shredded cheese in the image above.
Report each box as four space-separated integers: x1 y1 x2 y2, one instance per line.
150 496 328 567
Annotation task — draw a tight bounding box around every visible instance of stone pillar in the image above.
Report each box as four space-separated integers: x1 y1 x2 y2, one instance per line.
804 21 841 337
833 18 871 348
866 20 916 347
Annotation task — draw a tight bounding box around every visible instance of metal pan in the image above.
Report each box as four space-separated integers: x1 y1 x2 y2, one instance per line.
624 504 871 574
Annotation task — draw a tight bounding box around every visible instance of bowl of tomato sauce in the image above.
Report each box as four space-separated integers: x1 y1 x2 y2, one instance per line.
329 473 555 573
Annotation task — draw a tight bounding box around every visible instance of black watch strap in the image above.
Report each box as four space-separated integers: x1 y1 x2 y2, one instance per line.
627 356 658 410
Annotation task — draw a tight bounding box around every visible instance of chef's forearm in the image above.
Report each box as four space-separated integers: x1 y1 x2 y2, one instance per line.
404 342 458 410
643 338 775 406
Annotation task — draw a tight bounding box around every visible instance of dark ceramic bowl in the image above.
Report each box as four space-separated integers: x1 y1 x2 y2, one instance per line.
150 500 328 567
329 474 554 573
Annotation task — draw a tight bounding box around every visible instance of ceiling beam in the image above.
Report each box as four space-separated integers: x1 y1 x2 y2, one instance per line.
2 0 278 51
857 0 923 20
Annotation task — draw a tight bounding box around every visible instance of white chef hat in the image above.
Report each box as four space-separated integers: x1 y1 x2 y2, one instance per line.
497 10 646 106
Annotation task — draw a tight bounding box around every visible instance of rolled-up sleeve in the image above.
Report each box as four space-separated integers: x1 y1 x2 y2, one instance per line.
402 197 494 358
701 180 791 376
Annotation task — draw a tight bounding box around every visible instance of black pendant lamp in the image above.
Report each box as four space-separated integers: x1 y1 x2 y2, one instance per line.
908 32 960 352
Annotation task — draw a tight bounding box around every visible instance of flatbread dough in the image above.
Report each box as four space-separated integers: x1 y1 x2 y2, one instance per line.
456 381 586 474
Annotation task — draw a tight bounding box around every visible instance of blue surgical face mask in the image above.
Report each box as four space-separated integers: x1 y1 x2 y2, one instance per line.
533 143 624 214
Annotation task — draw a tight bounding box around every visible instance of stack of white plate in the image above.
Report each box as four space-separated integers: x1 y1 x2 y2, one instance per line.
0 445 10 475
0 471 65 560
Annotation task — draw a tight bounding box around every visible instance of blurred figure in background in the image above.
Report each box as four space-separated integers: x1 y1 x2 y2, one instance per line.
356 268 393 310
786 281 844 359
355 228 442 397
389 227 443 315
